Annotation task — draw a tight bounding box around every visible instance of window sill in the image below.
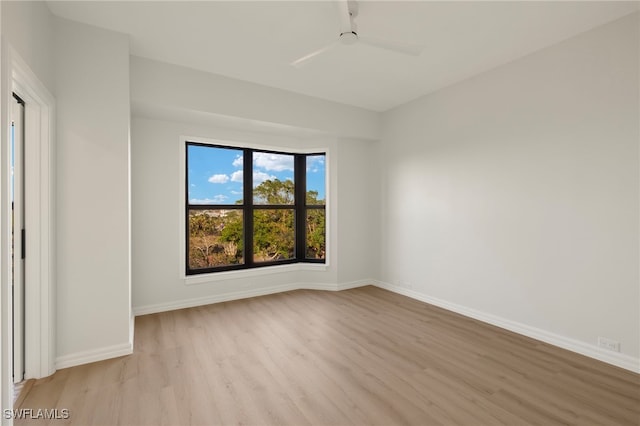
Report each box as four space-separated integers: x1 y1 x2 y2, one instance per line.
183 263 328 286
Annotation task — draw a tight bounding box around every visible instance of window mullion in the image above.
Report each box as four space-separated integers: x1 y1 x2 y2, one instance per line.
295 155 306 260
244 148 254 267
185 144 191 275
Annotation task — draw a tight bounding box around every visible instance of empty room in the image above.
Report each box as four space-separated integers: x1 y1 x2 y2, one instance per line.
0 0 638 425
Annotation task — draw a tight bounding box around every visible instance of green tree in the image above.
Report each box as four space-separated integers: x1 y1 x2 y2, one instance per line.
306 209 325 259
188 212 220 268
253 209 295 261
189 180 326 267
251 179 326 261
306 189 323 205
253 179 294 204
253 179 295 261
305 188 325 259
189 211 243 268
220 211 243 261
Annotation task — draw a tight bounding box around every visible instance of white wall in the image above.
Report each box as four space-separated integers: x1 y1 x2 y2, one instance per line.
379 13 639 369
130 56 380 141
336 139 381 283
54 17 132 366
1 1 54 92
131 116 378 313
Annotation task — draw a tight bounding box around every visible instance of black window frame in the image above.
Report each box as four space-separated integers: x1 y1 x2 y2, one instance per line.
186 141 326 275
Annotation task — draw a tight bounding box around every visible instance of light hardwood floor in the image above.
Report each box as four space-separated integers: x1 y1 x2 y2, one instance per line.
15 286 640 425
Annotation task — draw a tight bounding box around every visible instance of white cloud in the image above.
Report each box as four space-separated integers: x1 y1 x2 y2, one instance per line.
189 194 228 204
230 170 243 182
253 171 276 185
208 174 229 184
254 152 293 172
232 154 243 168
306 155 325 172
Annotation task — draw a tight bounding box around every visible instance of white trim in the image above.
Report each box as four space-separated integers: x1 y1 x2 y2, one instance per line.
373 281 640 373
133 279 372 316
55 343 133 370
1 31 13 421
335 279 372 291
185 263 327 285
9 47 56 380
181 134 327 156
11 94 24 384
129 314 135 350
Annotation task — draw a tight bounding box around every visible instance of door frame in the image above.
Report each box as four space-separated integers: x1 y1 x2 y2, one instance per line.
11 93 25 384
1 44 55 410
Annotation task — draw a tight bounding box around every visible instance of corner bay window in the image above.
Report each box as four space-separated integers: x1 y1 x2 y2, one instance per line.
186 142 326 274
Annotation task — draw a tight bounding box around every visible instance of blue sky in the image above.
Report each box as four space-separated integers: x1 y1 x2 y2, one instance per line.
188 145 325 205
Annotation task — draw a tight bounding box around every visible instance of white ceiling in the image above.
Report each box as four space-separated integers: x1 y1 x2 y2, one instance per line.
46 1 639 112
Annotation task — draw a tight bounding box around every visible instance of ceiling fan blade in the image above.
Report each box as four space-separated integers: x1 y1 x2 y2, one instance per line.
336 0 353 34
358 35 424 56
291 43 337 68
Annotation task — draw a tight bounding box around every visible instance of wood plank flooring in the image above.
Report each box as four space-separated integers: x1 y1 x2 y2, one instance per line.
15 286 640 425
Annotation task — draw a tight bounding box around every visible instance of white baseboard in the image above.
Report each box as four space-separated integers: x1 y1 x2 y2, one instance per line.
373 281 640 374
129 314 136 348
55 342 133 370
336 279 373 291
133 280 372 317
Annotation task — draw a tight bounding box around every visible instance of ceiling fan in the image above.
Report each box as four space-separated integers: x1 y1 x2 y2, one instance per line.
291 0 424 67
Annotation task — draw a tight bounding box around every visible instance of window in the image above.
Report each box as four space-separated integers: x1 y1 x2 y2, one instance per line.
186 142 326 275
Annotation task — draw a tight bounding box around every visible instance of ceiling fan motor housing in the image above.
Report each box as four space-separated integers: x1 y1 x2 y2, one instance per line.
340 31 358 45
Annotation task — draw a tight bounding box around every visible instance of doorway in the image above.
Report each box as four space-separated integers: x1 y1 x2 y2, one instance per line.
1 47 55 413
10 93 25 385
